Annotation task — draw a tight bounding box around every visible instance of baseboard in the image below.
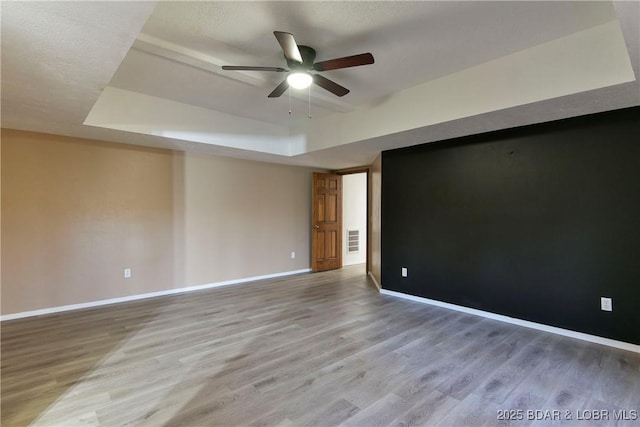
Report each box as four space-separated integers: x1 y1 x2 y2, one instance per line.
0 269 312 321
380 289 640 353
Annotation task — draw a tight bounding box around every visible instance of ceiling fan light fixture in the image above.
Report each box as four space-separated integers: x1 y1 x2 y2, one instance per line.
287 72 312 89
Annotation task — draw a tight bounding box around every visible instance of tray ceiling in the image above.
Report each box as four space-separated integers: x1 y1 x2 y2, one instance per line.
2 1 638 168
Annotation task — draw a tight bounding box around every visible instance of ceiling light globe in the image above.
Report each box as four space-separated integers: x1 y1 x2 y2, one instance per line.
287 72 312 89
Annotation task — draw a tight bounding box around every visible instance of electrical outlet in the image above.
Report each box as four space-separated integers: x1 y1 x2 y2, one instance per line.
291 251 296 259
124 268 132 279
601 297 612 312
401 267 408 277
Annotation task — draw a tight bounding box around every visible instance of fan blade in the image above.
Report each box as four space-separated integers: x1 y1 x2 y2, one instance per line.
222 66 287 72
313 74 349 97
268 79 289 98
313 53 374 71
274 31 303 64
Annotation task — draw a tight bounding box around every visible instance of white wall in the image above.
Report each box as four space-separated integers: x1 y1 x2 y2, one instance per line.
342 173 367 266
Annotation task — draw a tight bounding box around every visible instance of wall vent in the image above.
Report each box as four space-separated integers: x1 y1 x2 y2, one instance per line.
347 229 360 254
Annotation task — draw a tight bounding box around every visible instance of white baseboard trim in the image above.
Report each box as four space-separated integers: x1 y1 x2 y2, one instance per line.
380 289 640 353
0 269 312 322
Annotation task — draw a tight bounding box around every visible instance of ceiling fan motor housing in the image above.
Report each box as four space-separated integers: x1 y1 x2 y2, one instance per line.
287 45 316 71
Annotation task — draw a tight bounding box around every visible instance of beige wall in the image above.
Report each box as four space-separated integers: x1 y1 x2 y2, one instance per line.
1 130 315 315
369 154 382 288
173 151 312 286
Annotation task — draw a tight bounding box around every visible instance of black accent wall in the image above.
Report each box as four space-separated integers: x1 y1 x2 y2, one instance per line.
381 107 640 344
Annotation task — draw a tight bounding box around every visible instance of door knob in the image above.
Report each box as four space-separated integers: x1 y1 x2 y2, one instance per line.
313 225 320 229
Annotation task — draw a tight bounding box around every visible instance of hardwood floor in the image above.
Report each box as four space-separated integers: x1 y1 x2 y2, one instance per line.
2 265 639 426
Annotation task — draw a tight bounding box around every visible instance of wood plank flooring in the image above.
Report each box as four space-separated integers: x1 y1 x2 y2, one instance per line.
2 265 639 426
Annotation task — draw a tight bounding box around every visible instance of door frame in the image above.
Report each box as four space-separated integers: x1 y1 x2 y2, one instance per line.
334 166 371 274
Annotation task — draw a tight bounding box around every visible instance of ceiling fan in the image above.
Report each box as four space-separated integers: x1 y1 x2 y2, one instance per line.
222 31 374 98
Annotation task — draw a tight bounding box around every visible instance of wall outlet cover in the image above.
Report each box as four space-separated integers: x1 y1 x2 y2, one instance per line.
401 267 408 277
601 297 612 312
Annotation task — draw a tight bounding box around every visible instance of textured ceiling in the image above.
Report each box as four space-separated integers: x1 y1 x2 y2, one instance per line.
2 1 639 169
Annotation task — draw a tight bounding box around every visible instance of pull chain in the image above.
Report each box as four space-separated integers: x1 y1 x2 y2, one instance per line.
285 86 312 119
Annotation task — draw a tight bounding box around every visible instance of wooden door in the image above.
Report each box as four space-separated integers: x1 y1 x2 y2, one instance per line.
312 173 342 272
